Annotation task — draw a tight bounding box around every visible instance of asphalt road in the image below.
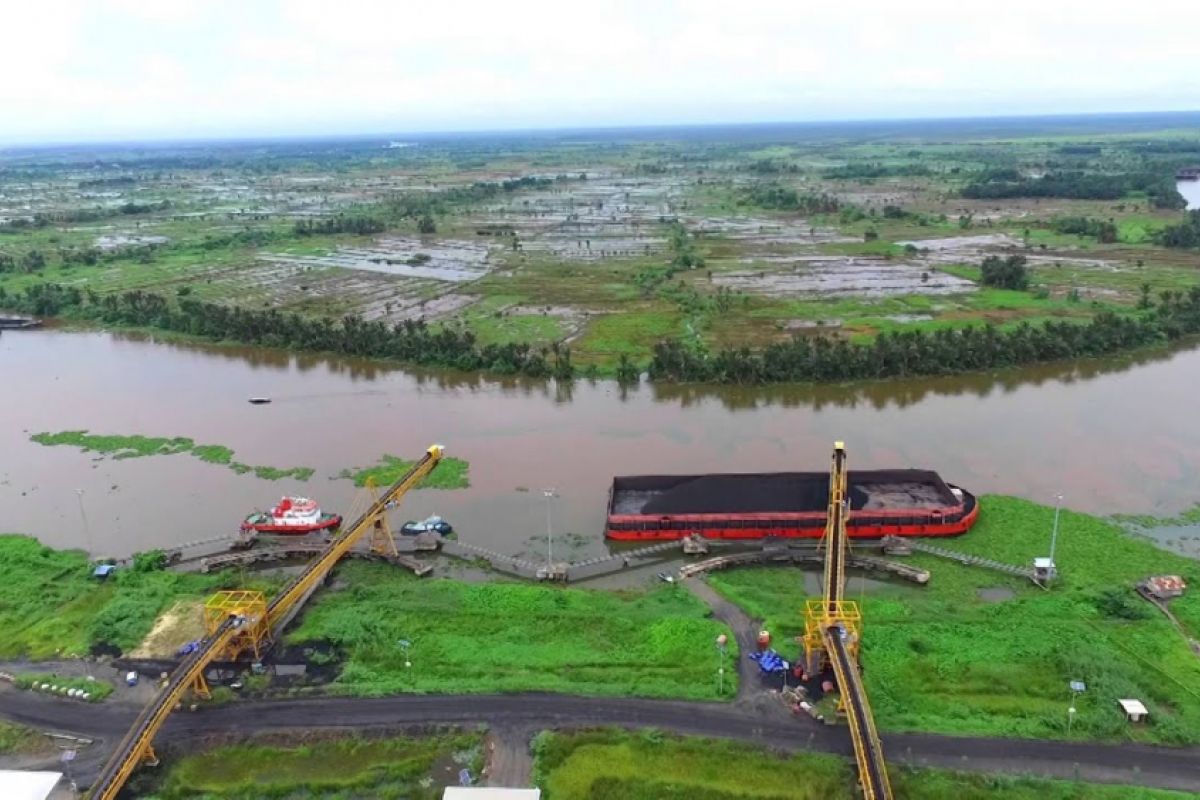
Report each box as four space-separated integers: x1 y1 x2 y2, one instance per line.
6 686 1200 794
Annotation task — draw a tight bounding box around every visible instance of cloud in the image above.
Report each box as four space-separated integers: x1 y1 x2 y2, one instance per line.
2 0 1198 142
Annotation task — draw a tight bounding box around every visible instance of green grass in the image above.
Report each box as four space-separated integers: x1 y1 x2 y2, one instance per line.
15 671 113 702
533 729 1192 800
139 732 483 800
534 729 853 799
30 430 314 482
288 562 736 699
0 720 49 756
709 495 1200 744
0 534 279 659
573 309 684 360
338 454 470 489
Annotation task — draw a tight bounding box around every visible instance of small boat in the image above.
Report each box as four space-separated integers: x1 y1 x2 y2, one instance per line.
0 315 42 330
248 397 272 405
400 515 453 536
241 496 342 534
656 572 675 584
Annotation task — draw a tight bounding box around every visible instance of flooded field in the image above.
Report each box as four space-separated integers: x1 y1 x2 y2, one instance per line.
713 257 976 297
5 330 1200 561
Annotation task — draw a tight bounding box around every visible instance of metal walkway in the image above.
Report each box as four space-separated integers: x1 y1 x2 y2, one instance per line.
899 537 1038 582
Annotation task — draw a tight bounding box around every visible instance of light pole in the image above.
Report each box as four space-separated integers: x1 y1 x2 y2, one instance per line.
715 634 728 696
74 489 91 556
1068 680 1085 734
543 489 557 570
1049 493 1064 565
398 639 412 669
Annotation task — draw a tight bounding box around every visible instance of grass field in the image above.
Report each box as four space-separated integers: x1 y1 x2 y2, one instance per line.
0 720 51 756
135 732 483 800
14 671 113 702
30 430 315 481
708 496 1200 744
0 534 279 659
533 729 1194 800
288 562 736 699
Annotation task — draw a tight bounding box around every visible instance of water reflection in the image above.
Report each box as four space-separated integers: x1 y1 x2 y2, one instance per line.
115 330 1194 413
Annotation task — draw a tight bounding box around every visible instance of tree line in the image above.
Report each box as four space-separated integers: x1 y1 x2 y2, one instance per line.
294 215 385 237
962 169 1185 209
0 284 574 380
1160 211 1200 249
648 290 1200 384
742 182 841 214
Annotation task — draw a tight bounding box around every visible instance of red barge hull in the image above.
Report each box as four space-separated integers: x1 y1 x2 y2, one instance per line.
240 514 343 535
606 470 978 542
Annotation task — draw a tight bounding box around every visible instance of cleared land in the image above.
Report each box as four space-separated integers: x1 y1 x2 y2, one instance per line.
709 495 1200 744
3 121 1199 378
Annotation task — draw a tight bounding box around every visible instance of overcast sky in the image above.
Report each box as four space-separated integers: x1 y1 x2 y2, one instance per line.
5 0 1199 143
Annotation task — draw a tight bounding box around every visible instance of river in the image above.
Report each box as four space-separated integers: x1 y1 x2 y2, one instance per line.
4 329 1200 559
1178 180 1200 211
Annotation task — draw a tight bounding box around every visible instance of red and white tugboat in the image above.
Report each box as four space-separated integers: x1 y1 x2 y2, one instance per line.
240 496 342 534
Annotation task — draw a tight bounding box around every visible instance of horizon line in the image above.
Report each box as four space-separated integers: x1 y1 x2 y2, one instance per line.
4 108 1200 152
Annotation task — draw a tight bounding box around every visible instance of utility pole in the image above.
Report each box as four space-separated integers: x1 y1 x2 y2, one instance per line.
74 489 91 556
1049 493 1064 564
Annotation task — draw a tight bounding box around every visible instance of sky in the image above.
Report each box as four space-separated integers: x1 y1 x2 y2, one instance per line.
4 0 1199 144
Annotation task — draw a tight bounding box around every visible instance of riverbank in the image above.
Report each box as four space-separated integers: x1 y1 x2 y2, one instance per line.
6 282 1200 386
0 534 280 660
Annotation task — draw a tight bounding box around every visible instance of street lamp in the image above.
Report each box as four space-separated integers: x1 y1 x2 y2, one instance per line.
1068 680 1085 733
715 634 728 696
398 638 412 669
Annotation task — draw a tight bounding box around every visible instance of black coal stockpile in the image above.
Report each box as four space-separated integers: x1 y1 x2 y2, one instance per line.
617 470 952 515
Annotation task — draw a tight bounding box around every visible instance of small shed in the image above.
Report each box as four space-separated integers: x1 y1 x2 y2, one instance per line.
1141 575 1186 601
1118 698 1149 723
1032 557 1057 583
92 564 117 581
0 770 62 800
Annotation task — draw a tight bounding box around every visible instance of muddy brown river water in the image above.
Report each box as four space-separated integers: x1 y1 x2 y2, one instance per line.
4 329 1200 559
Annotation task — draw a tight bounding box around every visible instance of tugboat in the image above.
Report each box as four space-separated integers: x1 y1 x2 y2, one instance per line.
240 496 342 534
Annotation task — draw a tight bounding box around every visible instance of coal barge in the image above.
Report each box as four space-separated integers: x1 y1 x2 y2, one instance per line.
606 469 978 541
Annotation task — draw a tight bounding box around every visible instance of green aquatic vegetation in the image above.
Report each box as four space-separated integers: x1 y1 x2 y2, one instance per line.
30 430 313 482
708 495 1200 744
338 454 470 489
288 562 735 699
